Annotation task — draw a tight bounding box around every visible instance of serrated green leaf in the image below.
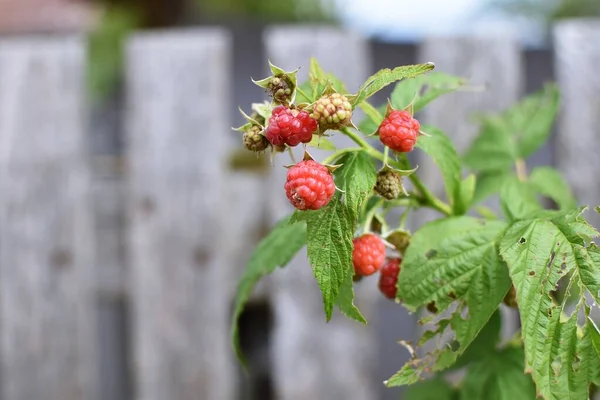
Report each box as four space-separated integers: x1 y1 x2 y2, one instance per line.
454 174 476 216
309 57 328 99
231 216 306 364
358 104 386 135
464 117 517 173
500 176 542 222
333 150 377 221
508 84 560 159
335 273 366 324
452 310 502 370
459 346 537 400
416 126 462 210
357 101 383 128
296 80 314 103
588 317 600 361
390 217 511 382
500 212 600 399
350 63 435 106
472 171 511 204
385 364 422 387
529 166 577 210
464 85 560 173
391 72 470 113
405 377 457 400
291 193 354 320
307 134 336 151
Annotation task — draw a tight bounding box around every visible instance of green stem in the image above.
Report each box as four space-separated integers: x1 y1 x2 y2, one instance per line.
399 207 410 230
516 158 528 182
383 146 390 167
362 198 383 234
321 147 360 165
340 128 452 216
296 86 311 102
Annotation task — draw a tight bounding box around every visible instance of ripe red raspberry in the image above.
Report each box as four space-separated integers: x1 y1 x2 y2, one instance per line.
378 258 401 300
352 234 386 276
378 110 420 153
265 106 318 147
284 160 335 210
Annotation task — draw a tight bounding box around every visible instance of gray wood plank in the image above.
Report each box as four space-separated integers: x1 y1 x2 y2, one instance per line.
554 20 600 229
0 37 98 400
264 27 380 400
125 29 236 400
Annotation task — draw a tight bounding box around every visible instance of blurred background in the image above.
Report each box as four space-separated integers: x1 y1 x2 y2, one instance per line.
0 0 599 400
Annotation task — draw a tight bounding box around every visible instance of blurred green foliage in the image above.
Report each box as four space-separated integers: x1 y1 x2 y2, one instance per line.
197 0 335 22
490 0 600 26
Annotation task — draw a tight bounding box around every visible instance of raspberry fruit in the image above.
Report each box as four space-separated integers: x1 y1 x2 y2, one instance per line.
243 125 270 152
503 284 518 308
311 93 353 131
285 160 336 210
352 234 386 276
378 258 401 300
265 106 318 147
378 110 420 153
374 169 403 200
267 76 294 104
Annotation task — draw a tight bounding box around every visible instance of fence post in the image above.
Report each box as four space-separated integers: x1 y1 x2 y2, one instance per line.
0 37 98 400
125 29 235 400
554 20 600 228
263 26 380 400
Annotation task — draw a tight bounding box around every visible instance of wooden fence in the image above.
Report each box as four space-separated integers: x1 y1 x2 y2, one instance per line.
0 20 598 400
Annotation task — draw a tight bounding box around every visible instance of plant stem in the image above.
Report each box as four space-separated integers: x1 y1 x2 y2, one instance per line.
340 128 452 216
516 158 528 182
296 86 311 102
321 147 360 165
383 146 390 167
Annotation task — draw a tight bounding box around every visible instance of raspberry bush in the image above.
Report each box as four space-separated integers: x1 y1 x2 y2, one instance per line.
231 59 600 399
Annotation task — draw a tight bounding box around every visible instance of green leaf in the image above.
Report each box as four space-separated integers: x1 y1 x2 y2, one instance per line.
454 174 476 216
357 101 383 129
452 310 502 370
500 176 542 222
464 117 517 173
459 346 537 400
588 317 600 361
350 63 435 106
391 72 470 112
335 273 367 324
529 166 577 210
464 85 560 172
291 192 354 320
296 81 314 103
231 216 306 364
388 217 511 384
307 134 336 151
333 150 377 221
472 171 511 204
309 57 328 98
506 83 560 159
416 126 462 210
405 377 457 400
499 210 600 399
357 104 386 135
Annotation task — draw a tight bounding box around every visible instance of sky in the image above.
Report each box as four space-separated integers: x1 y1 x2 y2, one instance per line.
334 0 544 44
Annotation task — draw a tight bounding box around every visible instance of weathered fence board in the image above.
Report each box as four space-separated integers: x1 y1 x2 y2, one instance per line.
125 30 235 400
0 37 98 400
554 20 600 229
264 27 380 400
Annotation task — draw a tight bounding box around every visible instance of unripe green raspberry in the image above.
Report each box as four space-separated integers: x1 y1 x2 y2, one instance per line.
385 229 411 254
267 75 294 104
311 93 353 131
503 285 518 308
243 125 270 152
374 169 403 200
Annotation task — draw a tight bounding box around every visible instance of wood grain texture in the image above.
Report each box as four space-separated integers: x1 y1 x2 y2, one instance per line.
264 27 379 400
554 20 600 229
125 29 235 400
0 37 98 400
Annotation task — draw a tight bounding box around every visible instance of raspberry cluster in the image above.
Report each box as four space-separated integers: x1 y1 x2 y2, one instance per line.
378 110 420 153
311 93 353 131
265 106 318 147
